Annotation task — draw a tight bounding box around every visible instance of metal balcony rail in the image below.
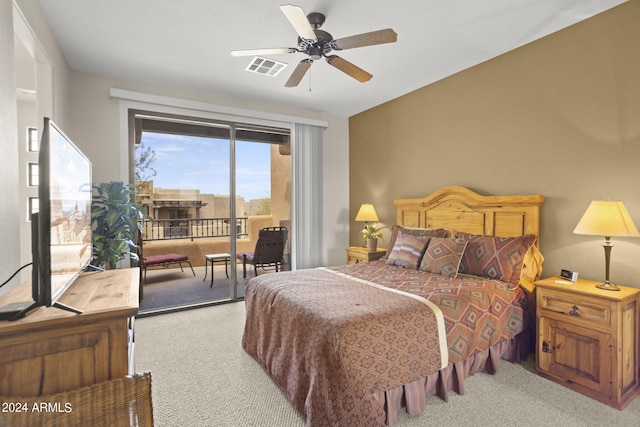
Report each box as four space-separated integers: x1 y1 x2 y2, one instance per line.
143 217 248 241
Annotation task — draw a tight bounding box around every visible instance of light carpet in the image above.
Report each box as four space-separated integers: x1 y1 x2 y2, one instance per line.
135 302 640 426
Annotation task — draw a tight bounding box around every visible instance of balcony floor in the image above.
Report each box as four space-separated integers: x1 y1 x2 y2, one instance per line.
139 265 249 314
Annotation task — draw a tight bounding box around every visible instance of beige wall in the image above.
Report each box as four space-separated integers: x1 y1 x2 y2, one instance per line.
4 1 349 288
349 0 640 287
0 0 20 295
2 0 73 293
66 71 349 266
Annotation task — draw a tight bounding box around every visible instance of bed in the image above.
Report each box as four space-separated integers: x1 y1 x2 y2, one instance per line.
242 186 544 426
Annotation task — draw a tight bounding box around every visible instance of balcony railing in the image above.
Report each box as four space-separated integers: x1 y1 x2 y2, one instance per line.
143 217 248 241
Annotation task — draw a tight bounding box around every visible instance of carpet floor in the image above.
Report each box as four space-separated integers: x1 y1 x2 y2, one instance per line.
135 302 640 426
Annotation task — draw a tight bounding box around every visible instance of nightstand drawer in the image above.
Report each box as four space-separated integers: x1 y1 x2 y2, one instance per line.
538 288 611 328
347 252 367 264
346 247 386 264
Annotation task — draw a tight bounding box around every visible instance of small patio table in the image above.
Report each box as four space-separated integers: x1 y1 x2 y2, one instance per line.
203 253 231 287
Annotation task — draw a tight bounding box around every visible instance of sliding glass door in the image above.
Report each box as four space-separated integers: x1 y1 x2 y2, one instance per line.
131 111 290 314
235 133 292 299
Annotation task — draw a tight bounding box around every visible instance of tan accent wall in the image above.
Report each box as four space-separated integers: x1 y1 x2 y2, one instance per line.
349 0 640 287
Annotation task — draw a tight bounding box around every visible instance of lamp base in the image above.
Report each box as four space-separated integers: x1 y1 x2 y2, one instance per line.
596 282 621 291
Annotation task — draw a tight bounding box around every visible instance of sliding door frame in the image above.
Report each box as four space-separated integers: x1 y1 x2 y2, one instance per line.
113 89 327 278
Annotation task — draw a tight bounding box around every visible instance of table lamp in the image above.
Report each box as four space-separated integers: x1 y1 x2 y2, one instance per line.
355 203 379 226
573 200 639 291
355 203 379 247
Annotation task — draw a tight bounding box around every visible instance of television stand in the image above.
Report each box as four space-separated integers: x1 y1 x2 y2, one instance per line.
0 268 139 397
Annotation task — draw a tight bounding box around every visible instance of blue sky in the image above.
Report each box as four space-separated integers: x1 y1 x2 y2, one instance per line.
139 132 271 201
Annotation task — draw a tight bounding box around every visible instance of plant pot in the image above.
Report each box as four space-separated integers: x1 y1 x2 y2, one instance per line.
366 238 378 252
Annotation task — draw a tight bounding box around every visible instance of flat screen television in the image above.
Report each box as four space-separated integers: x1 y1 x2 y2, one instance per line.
31 117 93 314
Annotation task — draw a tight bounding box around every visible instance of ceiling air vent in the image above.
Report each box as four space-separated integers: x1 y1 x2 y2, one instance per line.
245 57 287 77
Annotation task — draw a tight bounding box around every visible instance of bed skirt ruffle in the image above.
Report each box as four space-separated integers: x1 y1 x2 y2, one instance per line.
376 330 532 426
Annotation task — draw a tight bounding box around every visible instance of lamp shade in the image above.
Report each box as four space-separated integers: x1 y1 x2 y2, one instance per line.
573 201 640 237
355 203 379 222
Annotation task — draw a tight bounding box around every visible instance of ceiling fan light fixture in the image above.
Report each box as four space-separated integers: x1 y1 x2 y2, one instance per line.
308 46 323 60
245 56 288 77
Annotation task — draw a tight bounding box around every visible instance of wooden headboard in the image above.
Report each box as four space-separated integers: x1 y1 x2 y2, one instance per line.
393 186 544 242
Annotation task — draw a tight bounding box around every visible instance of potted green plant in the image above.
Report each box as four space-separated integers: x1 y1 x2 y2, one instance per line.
361 224 387 251
91 181 147 270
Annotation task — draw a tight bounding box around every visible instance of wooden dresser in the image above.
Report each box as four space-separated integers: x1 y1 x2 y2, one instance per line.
0 268 139 397
535 276 640 409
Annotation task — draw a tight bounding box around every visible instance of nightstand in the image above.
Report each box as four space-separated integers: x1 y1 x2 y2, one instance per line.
346 246 386 264
535 276 640 409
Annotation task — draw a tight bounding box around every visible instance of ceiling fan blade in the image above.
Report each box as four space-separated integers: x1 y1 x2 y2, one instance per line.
325 55 372 83
280 4 317 41
332 28 397 50
285 59 313 87
231 47 297 57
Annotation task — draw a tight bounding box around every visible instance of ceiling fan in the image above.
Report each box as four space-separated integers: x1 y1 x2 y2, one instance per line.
231 4 397 87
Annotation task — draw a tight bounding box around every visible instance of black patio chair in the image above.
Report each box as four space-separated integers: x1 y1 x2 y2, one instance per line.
237 226 288 278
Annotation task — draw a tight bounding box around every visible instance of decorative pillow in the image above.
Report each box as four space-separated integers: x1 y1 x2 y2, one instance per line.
457 233 537 285
385 225 448 258
386 231 431 269
419 236 468 278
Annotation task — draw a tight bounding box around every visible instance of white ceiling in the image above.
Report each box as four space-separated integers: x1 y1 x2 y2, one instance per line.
37 0 625 117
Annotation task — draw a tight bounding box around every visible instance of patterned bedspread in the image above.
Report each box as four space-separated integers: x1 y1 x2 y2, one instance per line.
242 262 529 426
330 261 530 364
